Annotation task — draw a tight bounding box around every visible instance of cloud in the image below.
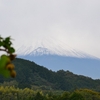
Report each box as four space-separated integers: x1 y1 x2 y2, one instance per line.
0 0 100 58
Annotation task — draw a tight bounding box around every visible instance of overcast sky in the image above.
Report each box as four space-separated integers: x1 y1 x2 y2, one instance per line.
0 0 100 58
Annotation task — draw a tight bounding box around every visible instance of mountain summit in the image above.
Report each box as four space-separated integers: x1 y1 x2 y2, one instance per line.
29 47 52 55
18 46 98 59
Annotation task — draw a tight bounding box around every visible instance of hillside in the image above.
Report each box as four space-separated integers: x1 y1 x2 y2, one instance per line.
0 58 100 91
19 54 100 79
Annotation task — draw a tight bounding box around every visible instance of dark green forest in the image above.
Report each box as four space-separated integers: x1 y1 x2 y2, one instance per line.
0 58 100 99
0 58 100 91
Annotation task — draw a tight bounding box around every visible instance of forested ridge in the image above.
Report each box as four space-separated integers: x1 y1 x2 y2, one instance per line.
0 58 100 99
0 58 100 91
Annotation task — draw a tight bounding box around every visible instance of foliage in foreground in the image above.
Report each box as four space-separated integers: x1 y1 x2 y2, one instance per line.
0 36 16 78
0 86 100 100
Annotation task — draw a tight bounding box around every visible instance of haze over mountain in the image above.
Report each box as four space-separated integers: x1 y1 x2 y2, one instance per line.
1 1 100 79
1 0 100 58
18 47 100 79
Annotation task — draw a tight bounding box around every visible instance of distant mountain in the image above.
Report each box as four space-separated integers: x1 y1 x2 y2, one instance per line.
18 53 100 79
0 58 100 91
29 47 52 55
18 46 97 58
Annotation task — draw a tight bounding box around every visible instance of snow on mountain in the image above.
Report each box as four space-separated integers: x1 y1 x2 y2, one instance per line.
18 52 100 79
29 47 53 55
17 45 100 79
17 46 98 59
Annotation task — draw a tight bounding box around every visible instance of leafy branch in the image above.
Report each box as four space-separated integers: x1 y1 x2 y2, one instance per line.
0 36 16 78
0 36 15 55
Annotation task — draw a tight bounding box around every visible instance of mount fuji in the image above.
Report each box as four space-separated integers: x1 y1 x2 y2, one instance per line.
18 47 100 79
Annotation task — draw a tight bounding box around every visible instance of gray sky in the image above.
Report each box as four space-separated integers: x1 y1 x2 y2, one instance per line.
1 0 100 58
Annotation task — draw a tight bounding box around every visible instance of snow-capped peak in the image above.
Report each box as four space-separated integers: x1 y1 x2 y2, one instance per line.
29 47 52 56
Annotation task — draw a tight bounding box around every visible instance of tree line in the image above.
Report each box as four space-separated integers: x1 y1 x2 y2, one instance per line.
0 85 100 100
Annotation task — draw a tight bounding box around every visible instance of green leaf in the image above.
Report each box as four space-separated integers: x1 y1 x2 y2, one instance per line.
0 55 11 68
8 47 15 53
4 37 11 43
3 36 12 48
0 70 10 78
0 55 11 78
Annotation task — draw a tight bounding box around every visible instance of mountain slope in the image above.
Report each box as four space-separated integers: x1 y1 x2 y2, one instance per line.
0 58 100 91
18 54 100 79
